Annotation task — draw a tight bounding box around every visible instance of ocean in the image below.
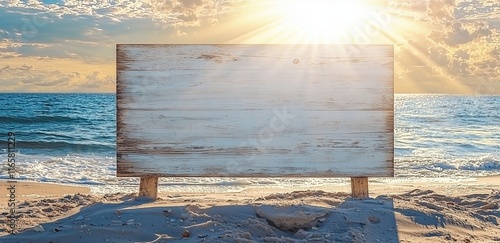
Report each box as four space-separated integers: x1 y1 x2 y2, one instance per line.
0 93 499 193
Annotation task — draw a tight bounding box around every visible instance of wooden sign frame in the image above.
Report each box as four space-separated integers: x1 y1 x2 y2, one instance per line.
116 44 394 198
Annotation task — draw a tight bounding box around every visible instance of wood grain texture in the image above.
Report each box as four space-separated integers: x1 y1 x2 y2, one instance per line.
139 176 158 199
116 44 394 177
351 177 369 198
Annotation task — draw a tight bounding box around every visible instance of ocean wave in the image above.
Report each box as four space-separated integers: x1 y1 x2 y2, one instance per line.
396 154 500 180
458 159 500 171
0 115 86 124
458 163 500 171
0 140 115 154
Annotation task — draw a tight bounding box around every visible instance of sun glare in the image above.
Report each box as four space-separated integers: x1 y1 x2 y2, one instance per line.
280 0 369 42
227 0 394 45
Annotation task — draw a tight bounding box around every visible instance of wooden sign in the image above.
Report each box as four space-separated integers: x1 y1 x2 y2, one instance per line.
116 44 394 179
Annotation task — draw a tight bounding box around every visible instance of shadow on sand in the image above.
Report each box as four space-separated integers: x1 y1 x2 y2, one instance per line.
1 192 400 242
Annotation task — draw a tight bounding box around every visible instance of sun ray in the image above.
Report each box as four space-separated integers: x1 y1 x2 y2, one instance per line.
280 0 368 43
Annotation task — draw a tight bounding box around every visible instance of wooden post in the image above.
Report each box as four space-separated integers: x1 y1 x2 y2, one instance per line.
351 177 369 198
139 176 158 199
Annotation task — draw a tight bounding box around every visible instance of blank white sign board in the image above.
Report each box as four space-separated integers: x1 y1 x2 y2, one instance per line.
116 44 394 177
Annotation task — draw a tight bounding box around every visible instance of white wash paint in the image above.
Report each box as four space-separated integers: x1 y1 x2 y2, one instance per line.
116 44 394 177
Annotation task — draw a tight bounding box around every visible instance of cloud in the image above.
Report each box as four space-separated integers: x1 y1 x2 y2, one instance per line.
0 0 240 61
21 63 33 70
0 57 115 92
426 0 455 23
428 21 492 46
0 0 498 93
427 46 448 66
77 71 114 89
16 69 76 88
1 0 246 60
449 54 469 76
389 0 426 12
0 63 33 71
0 0 244 92
144 0 239 35
390 0 499 93
453 49 469 60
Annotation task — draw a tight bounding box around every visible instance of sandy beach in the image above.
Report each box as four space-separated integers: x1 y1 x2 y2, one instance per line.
0 176 498 243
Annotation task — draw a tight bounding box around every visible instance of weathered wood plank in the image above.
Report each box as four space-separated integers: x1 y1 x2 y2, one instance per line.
116 44 394 177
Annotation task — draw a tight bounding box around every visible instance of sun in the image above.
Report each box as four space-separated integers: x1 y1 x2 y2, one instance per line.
280 0 369 42
226 0 389 44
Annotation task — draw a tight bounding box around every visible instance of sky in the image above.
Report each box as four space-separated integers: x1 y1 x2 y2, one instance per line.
0 0 498 94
